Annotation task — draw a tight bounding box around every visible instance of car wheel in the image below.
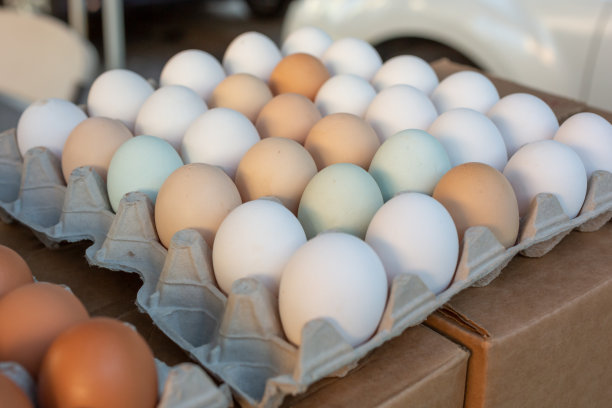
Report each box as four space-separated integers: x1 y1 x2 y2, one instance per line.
375 37 480 68
245 0 289 17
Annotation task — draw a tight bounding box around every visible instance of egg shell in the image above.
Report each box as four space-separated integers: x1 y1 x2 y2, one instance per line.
430 70 499 114
503 140 587 219
281 26 333 58
365 192 459 294
16 98 87 160
212 199 307 295
433 162 520 248
222 31 282 82
371 55 439 95
0 374 33 408
321 37 383 80
87 69 154 132
181 107 260 179
297 163 383 239
37 317 158 408
304 112 380 170
314 73 377 117
235 137 317 214
0 244 33 299
210 73 273 122
255 93 321 144
269 53 330 101
155 163 242 249
368 129 451 201
278 232 388 346
61 117 133 182
0 282 89 378
106 135 183 212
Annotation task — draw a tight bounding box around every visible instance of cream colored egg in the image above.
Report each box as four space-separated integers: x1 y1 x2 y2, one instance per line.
255 93 321 144
210 73 273 122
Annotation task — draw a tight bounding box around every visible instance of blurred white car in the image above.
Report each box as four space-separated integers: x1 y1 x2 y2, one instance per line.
282 0 612 111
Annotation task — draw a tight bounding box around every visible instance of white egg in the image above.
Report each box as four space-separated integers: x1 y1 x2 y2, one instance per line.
134 85 208 151
17 98 87 160
160 49 226 105
553 112 612 178
181 107 260 179
321 37 382 81
371 55 439 95
365 84 438 143
488 93 559 157
212 199 307 295
279 231 388 347
428 107 508 171
430 70 499 114
87 69 154 132
281 26 333 58
222 31 282 82
365 192 459 294
314 74 377 117
503 140 587 218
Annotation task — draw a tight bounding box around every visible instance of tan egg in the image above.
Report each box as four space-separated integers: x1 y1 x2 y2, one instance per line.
305 112 380 170
255 93 322 144
432 162 519 248
37 317 157 408
269 52 330 100
0 374 33 408
0 244 33 299
0 282 89 378
155 163 242 249
235 137 317 214
209 73 273 122
62 117 132 182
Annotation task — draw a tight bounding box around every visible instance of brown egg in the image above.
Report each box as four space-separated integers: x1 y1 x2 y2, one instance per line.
0 373 33 408
432 162 520 248
209 73 273 122
304 113 380 170
37 317 158 408
235 137 317 214
269 53 330 100
155 163 242 248
61 117 133 182
0 282 89 378
0 245 33 299
255 93 322 144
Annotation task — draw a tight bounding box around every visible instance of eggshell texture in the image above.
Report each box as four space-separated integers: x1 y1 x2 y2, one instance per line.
503 140 587 219
37 317 158 408
87 69 154 132
181 108 260 179
106 135 183 212
134 85 208 151
368 129 451 201
314 74 376 117
0 374 33 408
210 73 273 122
365 84 438 143
304 112 380 170
155 163 242 248
321 37 383 80
281 26 333 58
427 108 508 171
278 232 387 346
268 53 330 100
553 112 612 178
365 192 459 294
61 117 133 182
235 137 317 214
487 93 559 157
255 93 321 143
213 199 307 295
0 282 89 378
0 244 33 299
222 31 282 82
430 70 499 114
160 49 226 104
433 162 520 248
298 163 383 239
16 98 87 160
371 55 439 95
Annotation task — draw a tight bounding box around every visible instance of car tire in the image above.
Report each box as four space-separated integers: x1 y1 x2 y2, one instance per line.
245 0 289 17
375 37 479 67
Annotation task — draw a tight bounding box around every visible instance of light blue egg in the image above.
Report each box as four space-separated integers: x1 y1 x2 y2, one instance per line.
107 135 184 212
368 129 451 201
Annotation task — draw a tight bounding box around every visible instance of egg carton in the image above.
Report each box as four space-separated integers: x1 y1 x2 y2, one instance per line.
2 126 612 407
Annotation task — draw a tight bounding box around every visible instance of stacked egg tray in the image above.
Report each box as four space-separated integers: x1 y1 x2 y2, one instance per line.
2 124 612 408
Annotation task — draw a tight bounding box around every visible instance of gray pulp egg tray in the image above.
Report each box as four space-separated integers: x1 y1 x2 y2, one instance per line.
2 126 612 407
